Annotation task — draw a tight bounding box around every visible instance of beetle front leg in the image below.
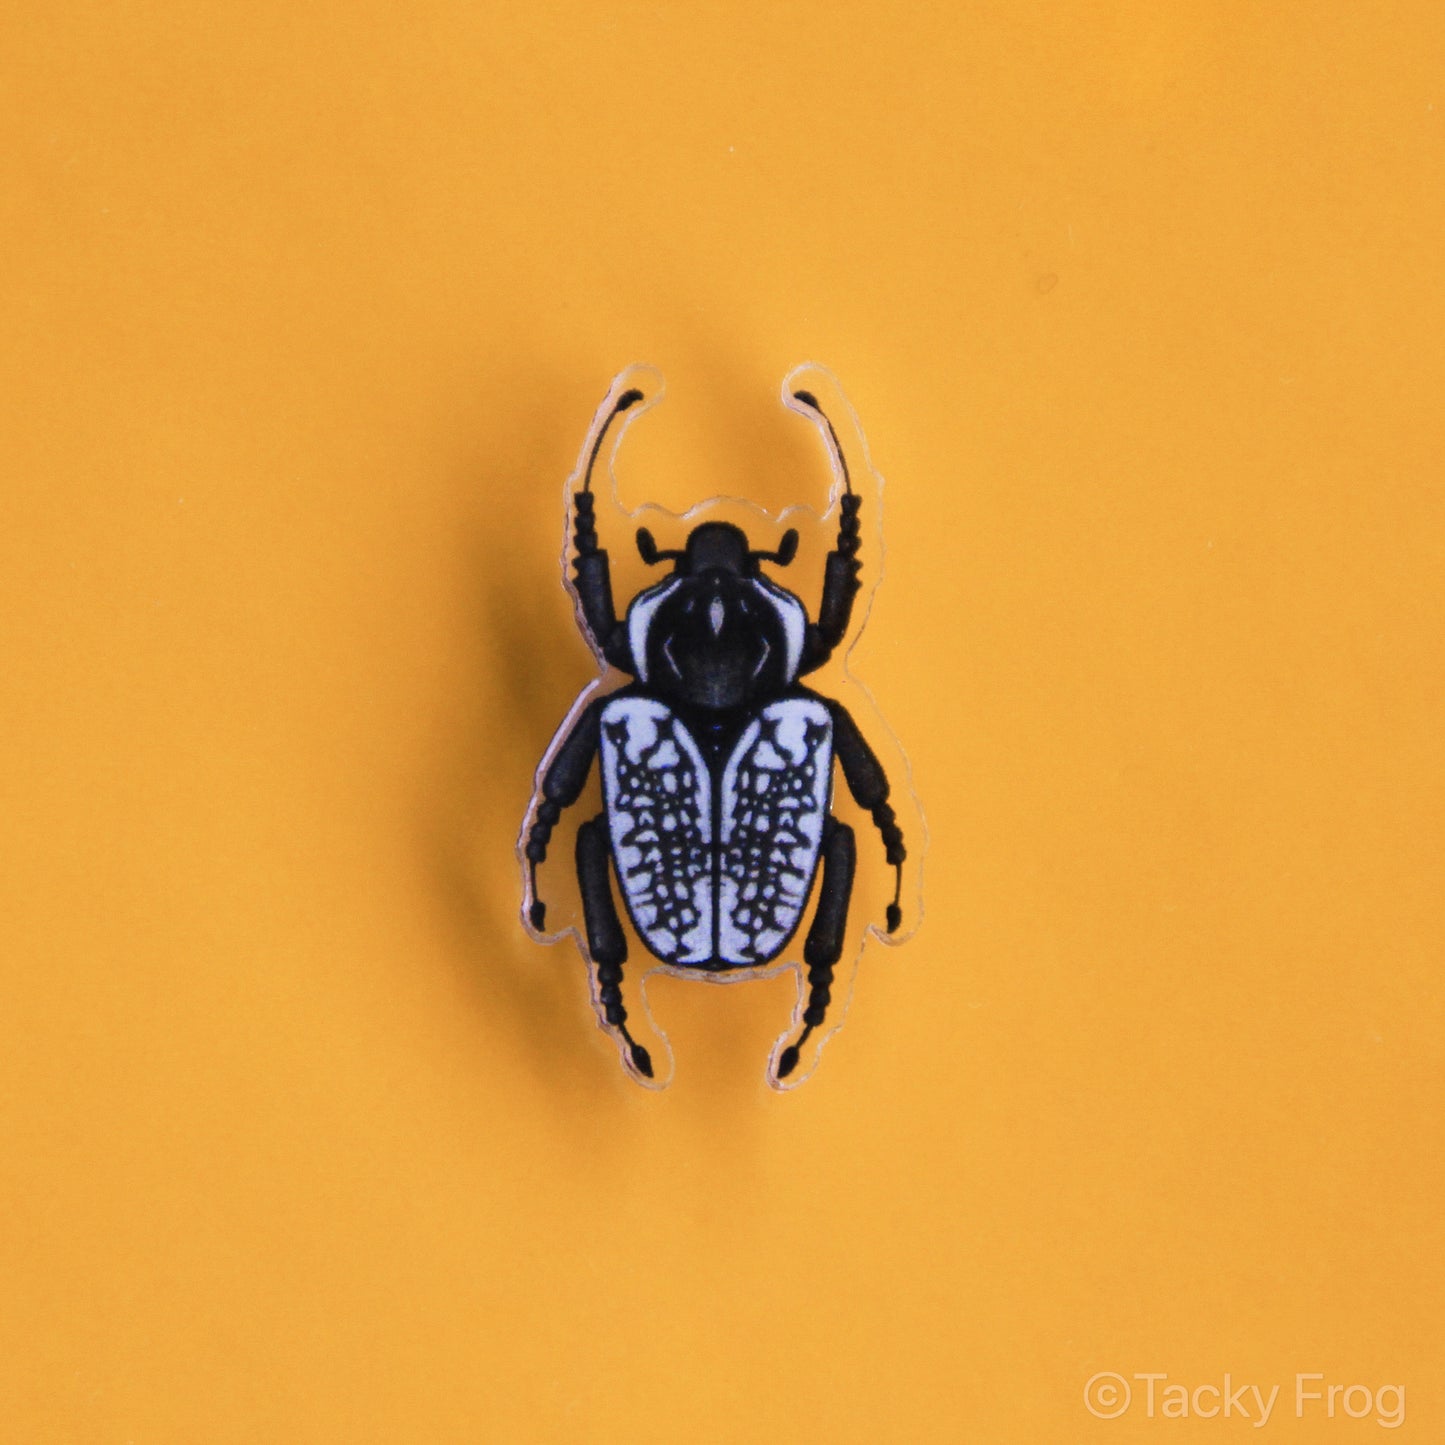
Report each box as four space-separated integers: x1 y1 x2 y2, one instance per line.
569 385 644 671
572 492 633 670
525 699 603 929
799 493 862 674
791 388 863 675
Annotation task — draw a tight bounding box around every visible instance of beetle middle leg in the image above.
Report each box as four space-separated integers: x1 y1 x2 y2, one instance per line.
576 813 653 1078
777 816 855 1079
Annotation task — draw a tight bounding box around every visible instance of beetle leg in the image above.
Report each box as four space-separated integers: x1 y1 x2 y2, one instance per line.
826 699 906 932
525 700 604 929
791 389 863 675
572 492 633 670
577 814 652 1078
569 386 643 671
777 816 855 1079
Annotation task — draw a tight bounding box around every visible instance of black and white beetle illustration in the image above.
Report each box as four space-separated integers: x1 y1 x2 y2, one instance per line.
523 374 908 1084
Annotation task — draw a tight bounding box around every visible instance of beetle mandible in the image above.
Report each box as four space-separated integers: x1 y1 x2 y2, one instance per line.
522 372 907 1084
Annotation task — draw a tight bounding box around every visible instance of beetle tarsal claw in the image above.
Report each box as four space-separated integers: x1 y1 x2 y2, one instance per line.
777 1020 815 1080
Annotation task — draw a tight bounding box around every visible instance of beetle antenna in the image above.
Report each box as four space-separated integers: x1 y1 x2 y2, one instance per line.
750 528 799 567
636 527 684 566
792 390 852 497
582 387 645 495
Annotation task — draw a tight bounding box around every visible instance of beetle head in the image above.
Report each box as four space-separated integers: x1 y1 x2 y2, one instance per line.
625 521 806 710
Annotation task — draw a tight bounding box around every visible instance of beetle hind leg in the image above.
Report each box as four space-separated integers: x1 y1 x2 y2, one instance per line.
777 817 855 1079
576 815 653 1078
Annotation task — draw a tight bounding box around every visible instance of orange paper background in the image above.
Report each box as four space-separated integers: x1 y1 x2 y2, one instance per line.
2 1 1442 1440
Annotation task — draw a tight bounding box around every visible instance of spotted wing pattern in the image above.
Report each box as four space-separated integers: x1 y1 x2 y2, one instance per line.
598 697 713 965
718 698 833 966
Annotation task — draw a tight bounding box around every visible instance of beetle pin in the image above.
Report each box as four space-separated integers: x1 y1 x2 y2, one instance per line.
521 371 909 1085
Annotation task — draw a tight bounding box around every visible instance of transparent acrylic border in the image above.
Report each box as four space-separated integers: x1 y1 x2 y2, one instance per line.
517 362 927 1091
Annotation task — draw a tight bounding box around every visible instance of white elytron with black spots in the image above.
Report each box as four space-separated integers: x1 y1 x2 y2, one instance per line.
600 695 834 967
524 382 906 1082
